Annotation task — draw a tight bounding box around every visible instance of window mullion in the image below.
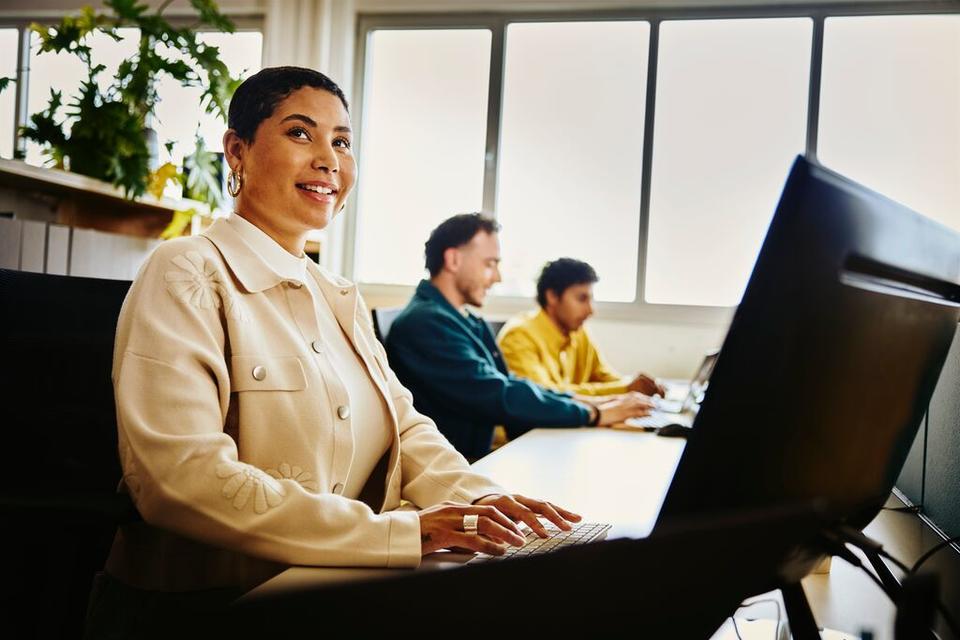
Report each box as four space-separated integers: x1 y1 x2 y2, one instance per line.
635 19 660 308
13 25 29 158
482 17 506 216
806 16 825 160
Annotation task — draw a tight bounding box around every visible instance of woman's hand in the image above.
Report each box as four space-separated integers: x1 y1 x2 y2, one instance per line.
472 494 582 538
417 502 527 557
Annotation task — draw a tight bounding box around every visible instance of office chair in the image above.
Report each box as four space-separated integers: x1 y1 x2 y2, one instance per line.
372 306 403 345
486 319 505 338
0 269 140 639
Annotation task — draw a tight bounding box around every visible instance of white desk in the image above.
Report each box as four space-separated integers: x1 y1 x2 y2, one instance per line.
243 428 934 640
243 428 683 599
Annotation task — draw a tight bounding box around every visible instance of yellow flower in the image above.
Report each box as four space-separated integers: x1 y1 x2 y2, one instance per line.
147 162 180 200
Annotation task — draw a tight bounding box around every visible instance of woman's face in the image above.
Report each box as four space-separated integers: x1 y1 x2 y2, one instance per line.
224 87 356 250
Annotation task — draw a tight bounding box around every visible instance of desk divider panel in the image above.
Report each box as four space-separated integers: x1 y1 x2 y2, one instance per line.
896 322 960 539
924 323 960 538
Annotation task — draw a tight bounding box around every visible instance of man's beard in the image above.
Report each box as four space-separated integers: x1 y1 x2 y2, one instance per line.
461 285 486 308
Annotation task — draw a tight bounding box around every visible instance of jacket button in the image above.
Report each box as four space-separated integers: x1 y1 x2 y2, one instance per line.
339 289 349 296
337 405 350 420
312 340 323 354
252 365 267 381
332 482 344 494
288 281 303 289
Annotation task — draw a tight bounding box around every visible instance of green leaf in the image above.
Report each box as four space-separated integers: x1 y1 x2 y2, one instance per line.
104 0 148 22
23 0 235 198
18 89 68 167
183 134 226 210
30 8 116 55
0 77 14 94
188 0 235 33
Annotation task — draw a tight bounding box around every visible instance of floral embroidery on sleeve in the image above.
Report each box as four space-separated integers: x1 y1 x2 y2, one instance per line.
216 462 286 513
164 250 249 322
267 462 320 492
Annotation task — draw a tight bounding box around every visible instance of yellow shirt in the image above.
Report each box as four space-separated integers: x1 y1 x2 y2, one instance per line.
498 309 628 396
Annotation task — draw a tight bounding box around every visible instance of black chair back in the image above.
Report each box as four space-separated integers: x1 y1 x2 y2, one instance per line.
0 268 138 638
372 306 403 345
486 319 505 338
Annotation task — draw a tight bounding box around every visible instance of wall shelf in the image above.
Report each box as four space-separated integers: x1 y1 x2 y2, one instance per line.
0 158 206 238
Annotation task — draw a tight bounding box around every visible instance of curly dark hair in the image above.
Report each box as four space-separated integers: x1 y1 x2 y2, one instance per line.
227 66 349 143
536 258 598 308
424 213 501 277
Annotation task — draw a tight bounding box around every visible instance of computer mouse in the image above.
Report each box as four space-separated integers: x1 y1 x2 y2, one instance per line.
657 423 692 438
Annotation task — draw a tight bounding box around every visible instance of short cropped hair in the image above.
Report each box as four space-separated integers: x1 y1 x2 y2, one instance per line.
228 66 349 143
536 258 599 308
424 213 501 277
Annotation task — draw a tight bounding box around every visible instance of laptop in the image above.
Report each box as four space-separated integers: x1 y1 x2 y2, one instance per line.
625 349 719 429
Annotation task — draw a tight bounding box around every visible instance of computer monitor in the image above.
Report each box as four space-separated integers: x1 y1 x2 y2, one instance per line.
657 156 960 541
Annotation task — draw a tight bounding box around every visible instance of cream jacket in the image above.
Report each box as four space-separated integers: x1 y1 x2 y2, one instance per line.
110 215 505 579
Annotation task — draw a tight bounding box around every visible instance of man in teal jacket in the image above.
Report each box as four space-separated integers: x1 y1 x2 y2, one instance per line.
386 214 652 460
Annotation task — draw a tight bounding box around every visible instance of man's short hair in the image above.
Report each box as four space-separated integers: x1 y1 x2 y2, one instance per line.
536 258 599 308
424 213 501 277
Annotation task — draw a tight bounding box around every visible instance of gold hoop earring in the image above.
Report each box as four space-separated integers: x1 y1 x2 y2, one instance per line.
226 168 243 197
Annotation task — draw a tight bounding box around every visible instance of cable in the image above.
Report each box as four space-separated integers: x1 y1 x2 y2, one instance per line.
878 548 911 574
910 535 960 574
882 505 922 514
831 530 960 639
737 597 783 640
730 616 744 640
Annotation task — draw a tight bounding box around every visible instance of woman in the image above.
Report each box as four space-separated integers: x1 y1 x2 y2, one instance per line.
87 67 580 632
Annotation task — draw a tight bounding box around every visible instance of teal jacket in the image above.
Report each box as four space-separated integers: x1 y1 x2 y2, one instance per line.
386 280 591 459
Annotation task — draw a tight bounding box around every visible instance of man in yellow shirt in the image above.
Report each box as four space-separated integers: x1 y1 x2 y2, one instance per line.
498 258 664 397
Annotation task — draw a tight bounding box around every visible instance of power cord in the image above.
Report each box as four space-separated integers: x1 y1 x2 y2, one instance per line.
882 505 923 514
729 598 783 640
731 616 744 640
826 526 960 639
911 535 960 574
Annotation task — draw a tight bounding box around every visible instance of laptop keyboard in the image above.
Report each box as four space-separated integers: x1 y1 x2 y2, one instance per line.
627 411 692 429
467 520 611 564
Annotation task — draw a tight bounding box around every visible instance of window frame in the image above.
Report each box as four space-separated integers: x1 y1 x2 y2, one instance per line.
349 1 960 324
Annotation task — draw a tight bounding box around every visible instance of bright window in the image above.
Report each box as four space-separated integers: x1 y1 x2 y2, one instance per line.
495 21 649 303
26 28 262 177
819 15 960 232
644 18 812 307
153 31 263 165
26 28 140 166
354 29 492 286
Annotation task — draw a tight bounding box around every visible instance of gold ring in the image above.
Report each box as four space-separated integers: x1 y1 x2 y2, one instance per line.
463 514 479 534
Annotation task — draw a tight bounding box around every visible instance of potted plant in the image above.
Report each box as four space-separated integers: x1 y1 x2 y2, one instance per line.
18 0 240 202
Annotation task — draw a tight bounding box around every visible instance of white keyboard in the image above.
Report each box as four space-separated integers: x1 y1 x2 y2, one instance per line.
467 520 611 564
627 410 693 430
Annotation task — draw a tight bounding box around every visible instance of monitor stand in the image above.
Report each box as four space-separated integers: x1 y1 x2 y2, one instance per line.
779 549 941 640
781 582 822 640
